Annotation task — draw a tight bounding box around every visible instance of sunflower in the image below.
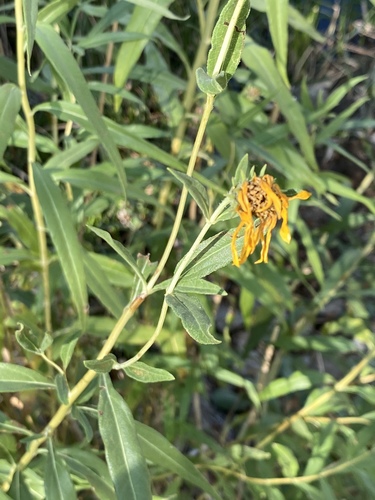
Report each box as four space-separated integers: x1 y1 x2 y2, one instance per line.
231 174 311 266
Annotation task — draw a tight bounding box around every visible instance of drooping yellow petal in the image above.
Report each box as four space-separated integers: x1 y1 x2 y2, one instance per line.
289 190 311 201
230 175 311 266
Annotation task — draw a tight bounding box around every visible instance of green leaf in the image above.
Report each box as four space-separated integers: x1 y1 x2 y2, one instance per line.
44 138 99 169
196 67 225 96
84 355 117 374
58 330 80 370
71 406 94 443
76 31 149 50
22 0 38 75
259 371 313 401
87 226 146 291
242 40 318 170
83 251 125 318
230 444 271 462
33 164 88 328
214 367 260 409
296 218 324 285
168 168 210 218
37 0 79 24
35 23 127 198
304 423 336 476
130 254 157 302
316 96 369 144
8 471 34 500
233 153 249 185
0 83 21 161
113 0 175 111
0 248 32 266
135 421 221 500
0 363 55 392
165 292 220 345
294 483 324 500
15 325 39 354
182 231 244 281
0 171 28 192
0 490 12 500
320 173 375 214
207 0 250 81
45 439 77 500
125 0 188 20
176 278 227 296
98 374 152 500
272 443 299 477
40 332 53 352
266 0 289 86
60 450 115 500
55 374 69 405
309 75 368 122
2 204 38 253
34 100 187 174
276 335 354 353
123 362 174 383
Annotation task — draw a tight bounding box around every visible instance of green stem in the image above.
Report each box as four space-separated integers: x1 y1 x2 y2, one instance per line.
147 93 215 291
165 196 231 294
199 446 375 485
15 0 52 332
171 0 220 155
256 348 375 450
1 294 145 491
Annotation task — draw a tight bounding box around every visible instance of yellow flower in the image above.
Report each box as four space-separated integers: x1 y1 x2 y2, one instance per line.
231 174 311 266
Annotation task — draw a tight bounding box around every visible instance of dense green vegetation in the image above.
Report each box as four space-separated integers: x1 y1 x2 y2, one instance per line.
0 0 374 498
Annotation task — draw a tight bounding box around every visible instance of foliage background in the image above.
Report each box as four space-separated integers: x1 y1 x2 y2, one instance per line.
0 0 375 498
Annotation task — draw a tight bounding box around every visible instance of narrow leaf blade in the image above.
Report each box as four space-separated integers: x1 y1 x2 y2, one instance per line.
168 168 210 218
123 362 174 383
0 362 55 392
22 0 38 74
98 374 152 500
45 440 77 500
0 83 21 161
33 164 88 327
165 292 220 345
135 421 221 500
35 23 127 198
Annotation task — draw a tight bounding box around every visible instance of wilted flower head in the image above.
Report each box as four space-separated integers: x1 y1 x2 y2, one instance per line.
231 174 311 266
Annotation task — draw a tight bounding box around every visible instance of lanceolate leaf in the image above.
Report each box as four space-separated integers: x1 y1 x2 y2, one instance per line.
266 0 289 86
33 164 88 328
135 421 221 500
123 362 175 383
37 0 79 25
22 0 38 75
60 450 115 500
0 363 55 392
0 83 21 161
181 231 245 281
98 375 152 500
87 226 146 290
35 23 127 198
165 292 220 345
242 41 318 171
207 0 250 80
45 439 77 500
168 168 210 219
